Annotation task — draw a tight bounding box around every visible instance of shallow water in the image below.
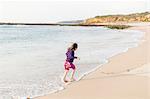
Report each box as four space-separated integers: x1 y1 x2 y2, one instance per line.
0 25 144 98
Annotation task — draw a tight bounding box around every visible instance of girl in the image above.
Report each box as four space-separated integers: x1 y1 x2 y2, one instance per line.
63 43 79 83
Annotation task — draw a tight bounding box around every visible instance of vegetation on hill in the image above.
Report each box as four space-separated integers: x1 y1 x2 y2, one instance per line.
83 12 150 24
105 25 131 29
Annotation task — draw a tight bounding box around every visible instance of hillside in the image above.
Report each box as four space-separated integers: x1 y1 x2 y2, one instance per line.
82 12 150 25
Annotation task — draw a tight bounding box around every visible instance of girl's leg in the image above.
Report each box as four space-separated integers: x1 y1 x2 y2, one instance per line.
71 69 76 81
63 70 69 82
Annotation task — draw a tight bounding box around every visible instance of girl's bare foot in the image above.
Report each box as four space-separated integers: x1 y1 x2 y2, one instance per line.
63 79 69 83
71 78 76 82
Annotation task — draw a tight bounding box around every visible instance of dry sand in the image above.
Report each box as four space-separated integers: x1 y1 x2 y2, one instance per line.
35 25 150 99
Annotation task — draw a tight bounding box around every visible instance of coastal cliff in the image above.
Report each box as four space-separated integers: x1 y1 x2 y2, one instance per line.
82 12 150 25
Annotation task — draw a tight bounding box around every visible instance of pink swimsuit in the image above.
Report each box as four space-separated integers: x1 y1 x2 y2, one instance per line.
64 61 76 70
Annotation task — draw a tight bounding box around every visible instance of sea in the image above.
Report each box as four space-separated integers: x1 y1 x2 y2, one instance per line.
0 25 144 99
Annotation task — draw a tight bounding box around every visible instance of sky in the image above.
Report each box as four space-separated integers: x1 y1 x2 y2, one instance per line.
0 0 149 23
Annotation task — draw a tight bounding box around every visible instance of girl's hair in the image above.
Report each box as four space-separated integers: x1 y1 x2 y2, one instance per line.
69 43 78 50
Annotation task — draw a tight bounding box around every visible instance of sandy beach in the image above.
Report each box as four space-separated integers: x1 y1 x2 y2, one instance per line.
35 25 150 99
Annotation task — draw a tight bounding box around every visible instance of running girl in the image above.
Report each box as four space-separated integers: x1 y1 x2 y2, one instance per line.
63 43 79 83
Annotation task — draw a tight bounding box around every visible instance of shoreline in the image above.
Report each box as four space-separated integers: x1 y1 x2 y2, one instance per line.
34 26 148 99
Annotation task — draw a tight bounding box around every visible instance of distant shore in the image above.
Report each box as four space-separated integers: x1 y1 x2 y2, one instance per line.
0 22 121 26
1 22 150 30
0 22 138 30
0 23 60 26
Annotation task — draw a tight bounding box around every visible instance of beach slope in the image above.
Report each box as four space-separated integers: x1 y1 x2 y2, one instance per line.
35 25 150 99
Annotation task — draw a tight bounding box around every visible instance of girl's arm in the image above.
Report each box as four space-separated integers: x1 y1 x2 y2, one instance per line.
74 56 77 59
71 51 78 59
